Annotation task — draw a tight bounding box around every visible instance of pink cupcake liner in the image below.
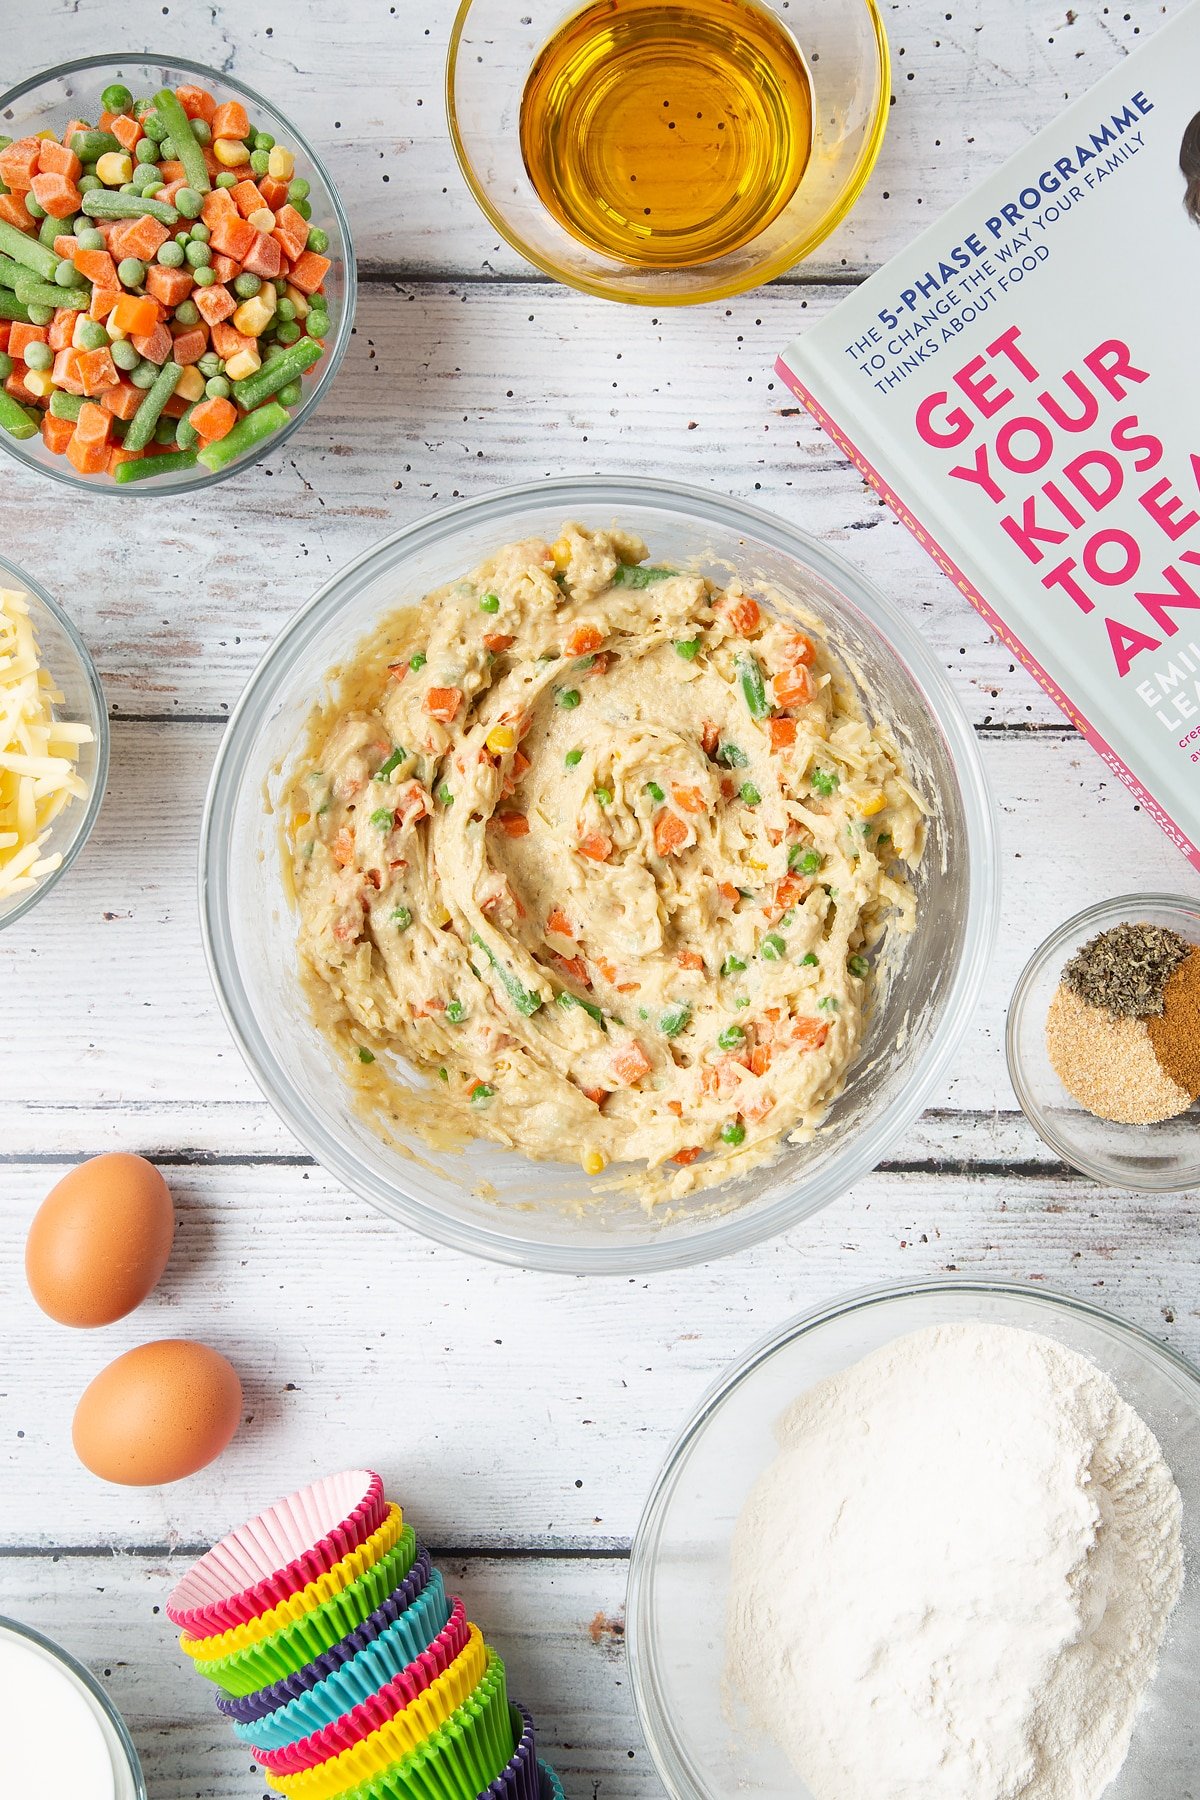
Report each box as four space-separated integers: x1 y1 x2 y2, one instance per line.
252 1600 471 1774
167 1470 386 1635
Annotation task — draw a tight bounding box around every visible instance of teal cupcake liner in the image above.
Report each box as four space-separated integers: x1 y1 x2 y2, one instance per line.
538 1764 564 1800
195 1528 418 1697
339 1651 512 1800
232 1572 452 1750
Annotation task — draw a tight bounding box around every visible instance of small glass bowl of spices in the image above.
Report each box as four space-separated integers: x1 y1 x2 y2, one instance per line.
1007 894 1200 1192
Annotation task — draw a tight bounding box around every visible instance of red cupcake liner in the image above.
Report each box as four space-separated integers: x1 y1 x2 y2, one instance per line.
167 1470 386 1635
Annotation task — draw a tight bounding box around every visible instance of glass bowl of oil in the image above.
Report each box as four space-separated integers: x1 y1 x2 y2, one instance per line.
446 0 889 305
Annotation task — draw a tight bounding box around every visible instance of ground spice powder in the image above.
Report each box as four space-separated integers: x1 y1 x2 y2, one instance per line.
1146 948 1200 1102
1045 985 1191 1125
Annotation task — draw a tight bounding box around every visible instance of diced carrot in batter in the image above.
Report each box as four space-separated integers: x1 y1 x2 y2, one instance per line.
578 832 613 863
30 171 81 219
749 1044 773 1077
611 1041 652 1085
718 882 741 905
483 632 514 653
653 810 688 856
271 203 309 262
671 784 706 814
101 379 144 421
774 874 807 911
209 213 257 261
144 262 194 308
565 623 603 657
65 432 108 474
331 828 355 867
494 811 530 838
780 630 816 667
287 249 331 294
110 293 159 337
772 665 814 709
193 282 236 325
189 396 236 441
211 100 250 141
169 326 208 365
720 594 761 635
700 721 719 755
678 949 705 970
40 412 75 454
38 139 82 180
75 347 118 394
242 231 282 279
0 138 40 191
546 908 575 939
767 716 797 751
556 956 590 987
424 686 463 724
175 84 217 123
74 401 112 446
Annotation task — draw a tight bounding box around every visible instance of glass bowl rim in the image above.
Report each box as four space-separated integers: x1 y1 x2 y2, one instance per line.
199 474 999 1274
444 0 891 307
1005 889 1200 1193
0 1613 148 1797
0 50 357 498
626 1272 1200 1798
0 552 109 933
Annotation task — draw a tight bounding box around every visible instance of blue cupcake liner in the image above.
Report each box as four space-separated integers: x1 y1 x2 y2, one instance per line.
538 1763 565 1800
217 1549 436 1726
231 1572 453 1751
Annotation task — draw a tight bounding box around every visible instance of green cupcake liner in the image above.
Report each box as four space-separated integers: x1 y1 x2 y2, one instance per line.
339 1652 513 1800
195 1528 418 1696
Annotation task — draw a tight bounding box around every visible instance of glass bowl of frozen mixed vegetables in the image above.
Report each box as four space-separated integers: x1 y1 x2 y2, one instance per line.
0 55 355 492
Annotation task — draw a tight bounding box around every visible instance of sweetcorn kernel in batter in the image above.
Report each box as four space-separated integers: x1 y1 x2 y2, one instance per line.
288 525 924 1196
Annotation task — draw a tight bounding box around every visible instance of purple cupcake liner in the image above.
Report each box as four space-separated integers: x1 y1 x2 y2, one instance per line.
216 1548 434 1725
483 1705 539 1800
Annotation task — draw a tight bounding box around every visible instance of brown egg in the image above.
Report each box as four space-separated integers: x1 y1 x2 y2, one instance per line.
25 1153 174 1327
72 1340 242 1486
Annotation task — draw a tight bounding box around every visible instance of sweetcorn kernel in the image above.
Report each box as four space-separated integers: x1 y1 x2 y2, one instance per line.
485 725 517 754
247 207 275 233
232 294 276 338
582 1149 606 1175
859 792 888 818
213 136 248 167
223 346 261 381
267 146 295 181
283 282 310 318
22 369 54 397
95 151 133 186
173 365 205 401
550 537 572 573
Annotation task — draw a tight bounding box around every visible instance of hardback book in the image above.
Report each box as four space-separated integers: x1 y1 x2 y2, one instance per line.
777 0 1200 873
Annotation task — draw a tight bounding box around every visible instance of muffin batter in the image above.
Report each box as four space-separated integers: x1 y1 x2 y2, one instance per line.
287 526 923 1195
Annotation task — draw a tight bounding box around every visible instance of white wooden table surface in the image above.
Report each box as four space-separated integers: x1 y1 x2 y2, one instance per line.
2 2 1198 1795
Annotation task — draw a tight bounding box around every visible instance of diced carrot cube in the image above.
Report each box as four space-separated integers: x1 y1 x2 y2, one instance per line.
73 247 118 287
258 176 288 210
40 411 75 455
189 396 236 442
98 110 117 131
780 630 816 667
211 321 254 359
61 120 90 147
65 432 109 474
201 187 238 229
209 214 257 261
241 232 282 279
0 322 9 351
53 234 78 260
271 204 309 262
144 262 195 308
156 179 189 206
107 445 144 475
483 633 514 653
424 687 464 725
495 811 530 838
89 286 121 322
193 282 236 325
4 369 36 403
287 250 331 295
577 832 614 863
612 1041 652 1085
546 907 575 940
109 114 143 153
790 1018 830 1051
38 139 82 181
169 325 207 365
211 101 250 141
653 810 689 857
565 623 604 657
49 309 77 350
0 194 34 232
101 378 144 421
51 347 84 394
75 346 119 395
156 161 187 186
719 594 761 636
175 84 217 124
772 666 814 709
30 172 81 220
671 1147 702 1166
670 784 706 815
74 400 112 445
132 321 173 365
9 322 49 360
0 137 41 191
767 717 797 751
210 253 241 282
678 949 705 970
109 215 169 263
231 180 265 218
111 295 159 338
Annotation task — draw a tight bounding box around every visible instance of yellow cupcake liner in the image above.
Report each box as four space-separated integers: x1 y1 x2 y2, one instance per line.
266 1626 490 1800
189 1529 418 1697
182 1506 405 1661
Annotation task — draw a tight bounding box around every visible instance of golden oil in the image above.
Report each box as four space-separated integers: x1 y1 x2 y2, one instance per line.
519 0 814 269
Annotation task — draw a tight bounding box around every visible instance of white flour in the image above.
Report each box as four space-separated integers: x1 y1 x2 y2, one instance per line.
726 1323 1183 1800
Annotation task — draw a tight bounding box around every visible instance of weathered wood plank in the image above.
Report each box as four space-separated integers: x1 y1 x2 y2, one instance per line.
0 1552 643 1800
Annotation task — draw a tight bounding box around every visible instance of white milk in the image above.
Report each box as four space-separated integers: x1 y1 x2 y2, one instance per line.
0 1619 143 1800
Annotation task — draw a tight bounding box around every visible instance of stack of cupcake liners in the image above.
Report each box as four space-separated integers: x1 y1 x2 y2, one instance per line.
168 1470 563 1800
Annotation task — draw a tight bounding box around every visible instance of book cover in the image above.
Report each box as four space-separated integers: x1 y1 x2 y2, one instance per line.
777 1 1200 873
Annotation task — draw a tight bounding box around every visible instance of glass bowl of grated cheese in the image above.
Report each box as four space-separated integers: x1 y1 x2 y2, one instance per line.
0 557 108 931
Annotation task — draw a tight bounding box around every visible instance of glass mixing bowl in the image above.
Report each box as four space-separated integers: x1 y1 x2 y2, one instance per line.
446 0 889 306
627 1278 1200 1800
0 1615 147 1800
0 554 108 932
0 55 355 495
200 478 997 1273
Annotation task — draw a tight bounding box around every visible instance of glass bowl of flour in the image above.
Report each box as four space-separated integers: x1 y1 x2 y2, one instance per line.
627 1279 1200 1800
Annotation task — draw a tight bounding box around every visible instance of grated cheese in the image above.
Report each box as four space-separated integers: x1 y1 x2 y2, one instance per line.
0 588 94 902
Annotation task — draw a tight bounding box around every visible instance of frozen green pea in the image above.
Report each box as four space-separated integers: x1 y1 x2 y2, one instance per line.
54 259 86 288
307 312 328 341
253 131 274 151
111 337 140 370
117 256 146 288
75 227 106 252
190 118 211 146
189 220 210 242
249 149 270 177
294 198 312 221
23 340 52 372
275 319 300 345
141 110 168 141
174 187 202 220
158 136 176 160
215 171 236 189
233 272 261 298
287 178 310 203
77 174 102 194
197 352 222 377
276 379 302 405
76 320 109 350
306 226 328 254
275 297 296 322
154 413 177 445
193 265 216 286
174 229 191 246
173 298 200 326
184 240 210 267
26 303 52 326
130 358 159 389
134 135 159 165
102 82 133 113
157 240 185 267
24 193 46 220
204 375 230 399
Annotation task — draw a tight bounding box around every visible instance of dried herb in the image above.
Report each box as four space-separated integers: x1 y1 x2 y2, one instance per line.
1061 923 1189 1019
